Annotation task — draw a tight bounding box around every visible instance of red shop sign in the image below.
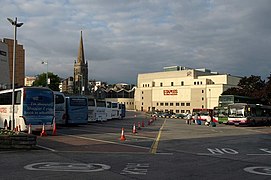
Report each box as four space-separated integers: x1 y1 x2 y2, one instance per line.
163 89 178 95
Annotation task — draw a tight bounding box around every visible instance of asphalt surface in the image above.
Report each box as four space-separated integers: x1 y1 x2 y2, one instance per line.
1 111 271 180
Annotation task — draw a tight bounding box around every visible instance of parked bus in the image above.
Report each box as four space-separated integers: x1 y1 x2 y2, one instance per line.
54 91 66 125
95 99 107 121
87 97 96 122
105 101 112 120
118 103 126 119
213 95 262 124
0 87 54 131
65 96 88 125
111 102 119 119
192 108 215 122
228 103 271 126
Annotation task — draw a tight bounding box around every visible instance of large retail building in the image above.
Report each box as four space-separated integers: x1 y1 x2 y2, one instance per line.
134 66 241 114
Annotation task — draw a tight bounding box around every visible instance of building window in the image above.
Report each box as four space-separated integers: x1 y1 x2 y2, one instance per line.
157 103 159 106
197 81 199 85
152 82 155 87
142 91 144 94
160 102 164 106
200 81 202 85
176 110 179 113
194 82 196 85
142 97 144 100
170 103 173 106
202 97 204 101
148 84 149 87
171 82 174 86
181 110 185 113
143 84 144 87
165 103 169 106
202 105 204 108
176 103 179 106
181 103 185 106
181 81 184 86
160 82 163 87
186 103 190 106
142 102 144 105
202 90 204 93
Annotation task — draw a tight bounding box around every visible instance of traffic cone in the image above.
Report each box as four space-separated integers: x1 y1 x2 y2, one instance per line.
141 120 145 127
52 119 57 136
120 128 126 141
132 123 137 134
40 124 47 136
28 124 32 134
137 122 141 130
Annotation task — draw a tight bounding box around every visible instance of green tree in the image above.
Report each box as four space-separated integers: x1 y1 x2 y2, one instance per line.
32 72 61 91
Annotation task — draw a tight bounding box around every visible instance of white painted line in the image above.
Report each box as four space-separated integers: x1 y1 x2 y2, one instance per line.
36 145 56 152
247 154 271 156
197 153 223 156
63 134 150 150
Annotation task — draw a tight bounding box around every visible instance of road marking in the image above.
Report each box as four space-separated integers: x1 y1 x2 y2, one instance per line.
24 162 110 172
244 166 271 176
36 145 56 152
150 118 167 154
68 128 155 140
63 134 150 150
121 163 149 175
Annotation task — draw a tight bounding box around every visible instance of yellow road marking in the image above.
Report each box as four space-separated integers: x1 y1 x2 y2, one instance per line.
150 118 167 154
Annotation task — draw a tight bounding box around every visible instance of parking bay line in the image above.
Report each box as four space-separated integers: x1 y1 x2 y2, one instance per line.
60 133 151 150
150 118 167 154
68 128 156 140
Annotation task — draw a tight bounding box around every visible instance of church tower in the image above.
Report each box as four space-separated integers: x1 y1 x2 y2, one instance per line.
74 31 88 94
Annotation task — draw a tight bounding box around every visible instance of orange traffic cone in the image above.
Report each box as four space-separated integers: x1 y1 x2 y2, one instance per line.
137 122 141 130
28 124 32 134
120 128 126 141
141 120 145 127
52 119 57 136
40 124 47 136
132 123 137 134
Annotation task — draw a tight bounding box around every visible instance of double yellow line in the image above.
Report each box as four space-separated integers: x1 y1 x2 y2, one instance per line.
150 118 167 154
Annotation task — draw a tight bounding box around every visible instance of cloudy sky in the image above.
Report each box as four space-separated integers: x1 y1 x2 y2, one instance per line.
1 0 271 84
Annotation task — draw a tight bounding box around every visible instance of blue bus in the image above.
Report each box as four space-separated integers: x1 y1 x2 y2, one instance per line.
0 87 54 131
65 96 88 125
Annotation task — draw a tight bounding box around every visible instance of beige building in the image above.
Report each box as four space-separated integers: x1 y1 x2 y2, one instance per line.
0 40 10 89
134 66 241 114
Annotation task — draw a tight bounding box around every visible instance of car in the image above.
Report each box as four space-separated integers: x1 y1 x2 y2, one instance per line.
172 113 187 119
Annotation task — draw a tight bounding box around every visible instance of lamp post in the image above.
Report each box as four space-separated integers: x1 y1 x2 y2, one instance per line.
7 17 23 130
41 61 48 87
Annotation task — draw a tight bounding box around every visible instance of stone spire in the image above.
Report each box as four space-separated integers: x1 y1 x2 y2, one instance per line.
77 31 85 64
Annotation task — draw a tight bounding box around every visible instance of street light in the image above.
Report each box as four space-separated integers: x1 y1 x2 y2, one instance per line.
7 17 23 130
41 60 48 87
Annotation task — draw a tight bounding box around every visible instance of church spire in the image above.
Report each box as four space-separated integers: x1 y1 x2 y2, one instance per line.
77 31 85 64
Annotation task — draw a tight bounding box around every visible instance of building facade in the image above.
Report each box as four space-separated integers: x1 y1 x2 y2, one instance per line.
0 40 10 89
74 31 88 95
134 66 241 114
3 38 25 87
24 76 36 86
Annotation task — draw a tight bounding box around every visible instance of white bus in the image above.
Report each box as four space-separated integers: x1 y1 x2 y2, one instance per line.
88 97 96 122
111 102 119 119
54 91 66 125
0 87 54 131
96 100 107 122
106 101 112 120
228 103 271 126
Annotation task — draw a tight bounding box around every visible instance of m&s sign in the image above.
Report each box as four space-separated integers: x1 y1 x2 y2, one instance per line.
163 90 178 95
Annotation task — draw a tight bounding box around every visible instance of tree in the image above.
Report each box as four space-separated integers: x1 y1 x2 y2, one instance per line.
32 72 61 91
